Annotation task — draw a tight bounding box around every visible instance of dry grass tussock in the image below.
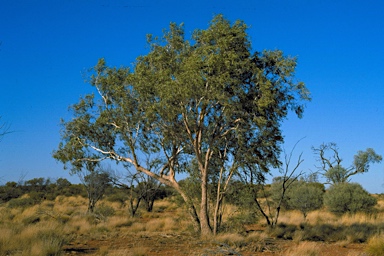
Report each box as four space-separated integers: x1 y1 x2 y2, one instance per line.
306 210 338 225
373 194 384 209
54 195 88 212
211 231 272 253
279 208 384 227
1 193 384 255
277 210 306 224
107 247 149 256
145 217 177 232
214 233 246 247
282 241 320 256
0 219 66 256
365 234 384 256
105 215 134 228
125 218 181 234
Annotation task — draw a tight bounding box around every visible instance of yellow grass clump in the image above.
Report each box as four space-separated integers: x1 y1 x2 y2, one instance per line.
106 215 134 228
107 247 149 256
66 215 93 234
282 241 320 256
0 220 66 256
306 210 338 225
277 210 305 224
214 233 246 248
145 217 177 232
365 234 384 256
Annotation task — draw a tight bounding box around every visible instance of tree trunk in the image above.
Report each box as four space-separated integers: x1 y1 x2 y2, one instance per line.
88 198 95 213
213 196 223 235
213 174 224 235
129 197 141 217
134 162 202 233
200 168 212 236
253 196 271 226
144 198 154 212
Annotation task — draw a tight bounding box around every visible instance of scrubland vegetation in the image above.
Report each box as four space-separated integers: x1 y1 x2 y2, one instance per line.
2 15 384 256
1 179 384 255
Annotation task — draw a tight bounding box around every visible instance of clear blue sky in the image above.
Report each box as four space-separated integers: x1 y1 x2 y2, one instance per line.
1 0 383 193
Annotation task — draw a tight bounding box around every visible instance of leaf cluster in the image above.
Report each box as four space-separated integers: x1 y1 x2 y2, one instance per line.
313 143 382 184
53 16 310 233
324 182 377 214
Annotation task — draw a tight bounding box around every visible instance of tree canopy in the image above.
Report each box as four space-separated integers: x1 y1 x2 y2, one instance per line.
53 15 310 235
324 182 377 214
313 143 382 184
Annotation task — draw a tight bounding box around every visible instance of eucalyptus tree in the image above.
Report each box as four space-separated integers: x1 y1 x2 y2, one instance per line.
313 143 382 184
53 15 310 235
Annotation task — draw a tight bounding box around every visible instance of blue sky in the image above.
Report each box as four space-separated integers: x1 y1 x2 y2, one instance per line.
0 0 384 193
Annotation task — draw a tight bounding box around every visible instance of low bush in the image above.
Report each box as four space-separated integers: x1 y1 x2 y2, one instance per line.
268 223 297 240
215 233 247 248
95 204 115 220
324 183 377 214
222 210 258 233
300 223 341 242
283 241 320 256
270 222 384 243
366 235 384 256
7 197 35 208
106 193 128 207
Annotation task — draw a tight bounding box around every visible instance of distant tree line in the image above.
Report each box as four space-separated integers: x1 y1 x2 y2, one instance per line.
0 177 86 204
0 175 173 212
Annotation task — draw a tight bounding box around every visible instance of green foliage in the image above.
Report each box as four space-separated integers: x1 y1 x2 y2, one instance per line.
324 183 377 214
354 148 382 173
0 182 22 203
225 181 256 207
82 170 112 213
268 223 297 240
221 210 258 233
313 143 382 184
299 223 342 242
53 15 310 234
287 181 324 219
0 177 89 205
106 191 128 206
94 203 115 220
324 165 349 184
269 222 384 243
7 197 36 208
269 177 296 209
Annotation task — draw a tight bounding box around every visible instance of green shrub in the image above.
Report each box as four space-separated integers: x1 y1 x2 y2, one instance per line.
300 223 341 242
287 182 324 219
94 204 115 221
28 191 45 203
7 197 35 208
222 210 258 233
106 193 128 206
324 183 377 214
268 223 297 240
